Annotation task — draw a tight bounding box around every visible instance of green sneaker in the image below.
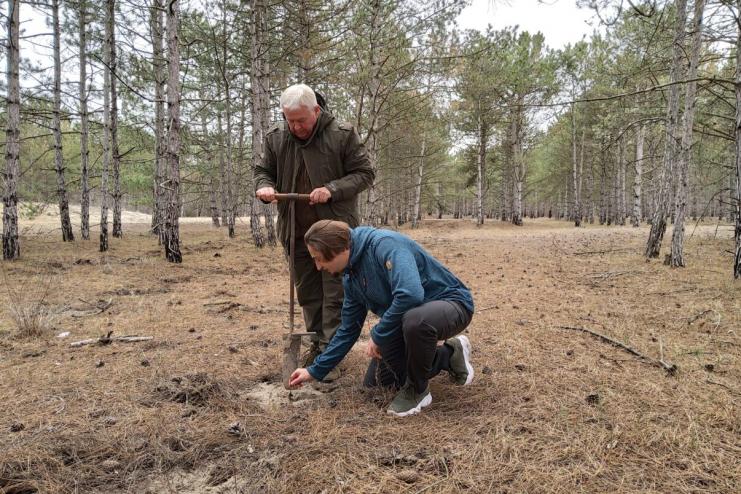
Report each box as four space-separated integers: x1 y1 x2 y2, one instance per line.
387 382 432 417
301 344 322 368
446 335 474 385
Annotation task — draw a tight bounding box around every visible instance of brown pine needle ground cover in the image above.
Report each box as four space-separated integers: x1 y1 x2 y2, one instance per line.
1 217 739 494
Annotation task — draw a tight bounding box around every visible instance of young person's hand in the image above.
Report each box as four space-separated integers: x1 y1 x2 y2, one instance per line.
289 368 314 387
366 339 382 359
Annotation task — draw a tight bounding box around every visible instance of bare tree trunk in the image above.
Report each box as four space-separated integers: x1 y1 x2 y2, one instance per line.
79 0 90 240
106 0 122 238
646 0 687 258
220 6 235 238
411 133 425 229
571 103 581 227
632 124 644 227
52 0 74 242
365 0 382 226
150 0 165 240
100 0 113 253
217 110 228 226
617 136 626 225
250 0 271 247
199 93 219 228
476 112 486 226
512 100 525 226
586 160 594 223
599 158 607 225
670 0 705 267
163 0 182 263
209 176 220 227
3 0 21 259
734 0 741 278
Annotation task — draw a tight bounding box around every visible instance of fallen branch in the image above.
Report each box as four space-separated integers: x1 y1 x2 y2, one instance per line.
706 379 740 396
573 248 632 256
69 298 113 318
557 325 677 374
687 309 713 325
70 331 153 348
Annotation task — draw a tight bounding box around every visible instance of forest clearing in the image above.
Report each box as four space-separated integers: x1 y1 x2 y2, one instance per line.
1 216 738 493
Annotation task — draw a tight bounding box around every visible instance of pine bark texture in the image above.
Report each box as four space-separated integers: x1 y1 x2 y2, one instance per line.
572 103 581 226
108 0 122 238
411 133 425 229
52 0 74 242
734 0 741 278
476 112 487 226
365 0 383 226
632 124 644 227
100 0 113 252
163 0 182 263
646 0 687 258
79 0 90 240
151 0 166 239
670 0 705 267
3 0 21 260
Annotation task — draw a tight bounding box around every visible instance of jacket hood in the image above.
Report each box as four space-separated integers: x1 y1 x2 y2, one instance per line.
347 227 375 271
293 110 333 148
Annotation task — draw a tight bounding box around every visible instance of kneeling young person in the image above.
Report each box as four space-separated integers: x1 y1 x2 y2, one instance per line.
289 220 475 417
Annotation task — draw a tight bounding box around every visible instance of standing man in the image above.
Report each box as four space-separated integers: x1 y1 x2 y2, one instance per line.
255 84 374 380
289 220 475 417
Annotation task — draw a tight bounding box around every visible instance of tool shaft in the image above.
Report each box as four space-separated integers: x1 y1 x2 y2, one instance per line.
274 193 310 201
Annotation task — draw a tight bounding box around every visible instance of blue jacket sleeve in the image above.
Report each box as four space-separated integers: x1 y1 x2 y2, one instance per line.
307 292 367 381
369 238 424 347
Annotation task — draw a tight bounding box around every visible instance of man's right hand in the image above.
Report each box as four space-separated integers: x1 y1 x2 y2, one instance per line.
256 186 276 203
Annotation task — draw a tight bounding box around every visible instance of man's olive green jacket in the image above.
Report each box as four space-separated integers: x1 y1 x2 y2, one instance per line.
254 111 375 245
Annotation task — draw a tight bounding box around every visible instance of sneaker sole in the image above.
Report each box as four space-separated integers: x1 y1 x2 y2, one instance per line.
387 393 432 417
459 335 474 385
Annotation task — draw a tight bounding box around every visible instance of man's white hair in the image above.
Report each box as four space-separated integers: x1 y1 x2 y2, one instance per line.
280 84 318 110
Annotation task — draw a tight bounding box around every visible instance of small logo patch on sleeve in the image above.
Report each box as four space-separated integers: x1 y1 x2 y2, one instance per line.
385 260 393 270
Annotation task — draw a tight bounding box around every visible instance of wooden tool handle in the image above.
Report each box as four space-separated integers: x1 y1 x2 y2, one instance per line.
274 193 310 201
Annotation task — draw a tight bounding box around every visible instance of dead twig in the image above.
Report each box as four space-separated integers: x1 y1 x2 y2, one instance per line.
69 298 113 318
557 325 677 374
70 331 153 348
706 379 740 396
687 309 713 325
573 248 632 256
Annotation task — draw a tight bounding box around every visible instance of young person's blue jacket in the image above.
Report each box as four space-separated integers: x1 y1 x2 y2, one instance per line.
307 226 474 381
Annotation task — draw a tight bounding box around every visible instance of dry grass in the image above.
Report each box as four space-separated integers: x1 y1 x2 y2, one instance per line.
0 218 739 494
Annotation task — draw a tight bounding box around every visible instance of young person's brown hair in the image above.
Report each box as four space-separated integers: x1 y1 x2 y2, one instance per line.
304 220 351 260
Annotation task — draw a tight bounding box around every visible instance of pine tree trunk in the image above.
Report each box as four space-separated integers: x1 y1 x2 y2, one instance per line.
511 101 525 226
209 175 220 227
617 136 626 225
220 9 235 238
106 0 122 238
571 103 581 227
79 0 90 240
52 0 74 242
250 0 270 247
646 0 687 258
100 0 113 253
3 0 21 259
151 0 165 239
411 133 425 229
163 0 182 263
476 112 486 226
632 124 644 227
365 0 382 226
734 0 741 278
199 97 219 228
670 0 705 267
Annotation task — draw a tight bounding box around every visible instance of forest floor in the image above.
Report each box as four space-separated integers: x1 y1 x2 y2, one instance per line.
0 212 739 494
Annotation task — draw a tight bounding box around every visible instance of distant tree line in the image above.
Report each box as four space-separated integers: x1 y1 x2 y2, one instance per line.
2 0 740 276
